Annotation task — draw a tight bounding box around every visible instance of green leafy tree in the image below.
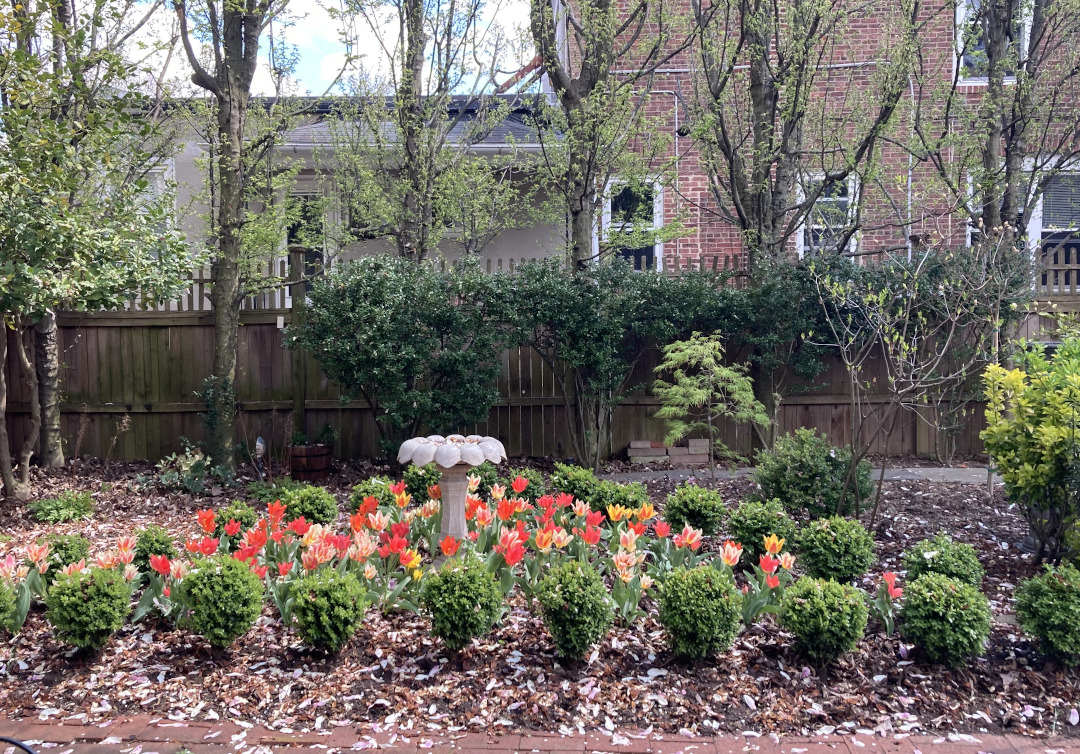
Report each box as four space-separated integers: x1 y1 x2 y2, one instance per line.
0 1 193 497
653 332 769 477
514 259 719 469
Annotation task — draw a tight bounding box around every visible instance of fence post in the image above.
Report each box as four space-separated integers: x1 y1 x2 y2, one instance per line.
289 249 308 438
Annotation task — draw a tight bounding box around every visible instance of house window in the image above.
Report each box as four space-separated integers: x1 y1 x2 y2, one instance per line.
956 0 1026 81
606 183 662 270
1039 175 1080 295
801 179 857 255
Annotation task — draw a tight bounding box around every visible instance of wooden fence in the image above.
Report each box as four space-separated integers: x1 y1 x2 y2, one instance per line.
0 253 1005 463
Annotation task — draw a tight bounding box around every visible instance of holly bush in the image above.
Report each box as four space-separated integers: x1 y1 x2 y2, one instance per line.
289 255 515 452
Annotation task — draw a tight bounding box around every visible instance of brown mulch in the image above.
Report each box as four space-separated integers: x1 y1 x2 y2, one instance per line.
0 460 1076 739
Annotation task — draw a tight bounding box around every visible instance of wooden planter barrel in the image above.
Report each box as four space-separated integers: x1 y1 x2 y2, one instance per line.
289 443 333 482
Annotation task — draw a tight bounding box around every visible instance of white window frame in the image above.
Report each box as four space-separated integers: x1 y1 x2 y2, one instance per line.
796 175 860 258
599 179 665 270
954 0 1031 86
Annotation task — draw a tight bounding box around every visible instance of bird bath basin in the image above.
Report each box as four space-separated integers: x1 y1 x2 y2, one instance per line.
397 434 506 552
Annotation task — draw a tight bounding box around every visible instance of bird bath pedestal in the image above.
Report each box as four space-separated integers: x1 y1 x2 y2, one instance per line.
397 434 506 554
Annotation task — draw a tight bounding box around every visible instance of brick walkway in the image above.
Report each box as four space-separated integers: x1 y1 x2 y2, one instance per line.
0 718 1075 754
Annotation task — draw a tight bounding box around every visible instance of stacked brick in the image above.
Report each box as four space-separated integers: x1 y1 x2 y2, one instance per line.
627 439 711 464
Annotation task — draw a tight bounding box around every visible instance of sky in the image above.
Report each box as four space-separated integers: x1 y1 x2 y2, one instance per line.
148 0 534 98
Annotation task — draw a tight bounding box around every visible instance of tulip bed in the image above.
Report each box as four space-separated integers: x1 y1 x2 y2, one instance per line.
0 465 1076 739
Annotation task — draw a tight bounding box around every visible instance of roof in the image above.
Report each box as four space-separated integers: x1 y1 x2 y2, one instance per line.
285 105 542 149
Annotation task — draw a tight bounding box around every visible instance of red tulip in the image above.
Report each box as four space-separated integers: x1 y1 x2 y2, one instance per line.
654 521 671 538
883 572 903 599
496 498 516 522
574 525 602 546
267 500 287 529
628 521 647 536
243 528 268 551
198 537 220 557
184 537 201 554
196 509 216 535
765 573 780 589
355 496 379 518
511 476 529 495
759 553 780 575
390 520 410 540
287 517 311 536
585 510 605 528
224 519 242 537
251 564 269 579
149 554 171 577
554 492 574 509
440 536 461 557
278 561 294 577
389 480 407 496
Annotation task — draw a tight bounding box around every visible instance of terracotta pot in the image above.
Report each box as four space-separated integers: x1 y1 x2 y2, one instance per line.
289 443 333 482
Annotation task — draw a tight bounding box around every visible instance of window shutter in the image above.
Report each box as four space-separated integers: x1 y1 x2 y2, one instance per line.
1043 175 1080 230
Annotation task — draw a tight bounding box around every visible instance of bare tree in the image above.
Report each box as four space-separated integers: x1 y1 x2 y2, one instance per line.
530 0 696 268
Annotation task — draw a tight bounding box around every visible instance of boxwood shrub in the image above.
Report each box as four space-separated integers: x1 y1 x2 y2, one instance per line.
1015 563 1080 665
537 560 612 659
795 516 875 583
658 566 741 658
46 567 131 649
902 532 984 587
900 573 991 666
778 577 868 663
420 554 502 651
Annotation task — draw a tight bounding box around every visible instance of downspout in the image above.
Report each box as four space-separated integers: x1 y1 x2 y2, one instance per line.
651 89 680 270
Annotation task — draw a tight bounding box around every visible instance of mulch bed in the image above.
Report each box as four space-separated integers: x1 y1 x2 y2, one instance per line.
0 460 1076 740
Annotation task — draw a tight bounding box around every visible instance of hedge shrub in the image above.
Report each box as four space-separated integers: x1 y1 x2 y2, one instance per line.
658 566 741 658
754 428 872 518
290 569 368 653
280 485 339 525
728 499 798 563
900 573 991 666
1015 563 1080 665
420 554 502 651
795 516 875 583
778 577 868 663
663 484 726 535
537 560 612 659
46 567 131 649
178 555 265 648
902 532 984 587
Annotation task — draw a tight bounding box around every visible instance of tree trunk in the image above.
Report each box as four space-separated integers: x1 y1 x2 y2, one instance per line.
35 311 64 467
207 97 245 470
749 359 777 454
0 328 22 500
11 321 39 492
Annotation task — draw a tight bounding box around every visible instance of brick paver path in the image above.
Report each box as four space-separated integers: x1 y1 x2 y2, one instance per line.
0 717 1075 754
